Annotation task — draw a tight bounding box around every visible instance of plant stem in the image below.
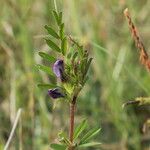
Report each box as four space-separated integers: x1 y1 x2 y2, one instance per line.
69 103 75 142
68 96 76 150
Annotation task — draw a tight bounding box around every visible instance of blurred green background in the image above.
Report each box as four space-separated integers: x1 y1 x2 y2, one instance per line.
0 0 150 150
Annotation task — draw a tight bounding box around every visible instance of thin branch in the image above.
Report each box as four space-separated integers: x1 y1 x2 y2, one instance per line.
4 108 22 150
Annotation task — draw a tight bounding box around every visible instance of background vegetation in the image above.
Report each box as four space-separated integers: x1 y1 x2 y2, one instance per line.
0 0 150 149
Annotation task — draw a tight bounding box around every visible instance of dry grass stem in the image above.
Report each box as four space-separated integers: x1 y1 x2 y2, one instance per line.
4 108 22 150
124 8 150 70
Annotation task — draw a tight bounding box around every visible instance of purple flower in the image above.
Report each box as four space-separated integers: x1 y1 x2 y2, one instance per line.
53 59 65 81
48 88 65 99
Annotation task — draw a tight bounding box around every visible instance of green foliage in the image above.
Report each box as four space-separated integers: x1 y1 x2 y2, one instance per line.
79 127 101 144
73 119 88 140
50 143 67 150
44 25 60 39
37 84 59 89
38 52 56 62
84 58 93 77
58 131 71 145
59 23 65 40
35 64 54 76
78 142 101 148
37 6 93 101
45 39 61 52
61 37 67 55
53 11 62 26
51 119 101 149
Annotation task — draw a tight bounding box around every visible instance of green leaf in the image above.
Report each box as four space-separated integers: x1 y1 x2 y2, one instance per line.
61 37 67 55
67 47 74 59
58 131 67 138
69 37 84 56
78 142 101 148
80 58 87 74
84 58 93 75
53 11 60 26
44 25 59 39
58 12 62 25
35 64 54 75
45 39 61 52
79 127 101 144
58 131 71 145
37 84 58 89
73 119 88 140
38 52 56 63
67 52 72 59
82 76 89 86
50 143 67 150
59 23 64 39
72 51 78 61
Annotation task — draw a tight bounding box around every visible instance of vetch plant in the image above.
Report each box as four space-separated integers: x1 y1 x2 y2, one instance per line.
36 2 101 150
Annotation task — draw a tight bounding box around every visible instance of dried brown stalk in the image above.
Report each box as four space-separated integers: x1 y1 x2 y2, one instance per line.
124 8 150 70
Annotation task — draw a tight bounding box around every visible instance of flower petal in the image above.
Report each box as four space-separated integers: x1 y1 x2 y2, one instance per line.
48 88 65 99
53 59 64 78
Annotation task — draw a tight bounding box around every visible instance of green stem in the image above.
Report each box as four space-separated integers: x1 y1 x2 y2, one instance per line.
53 0 58 13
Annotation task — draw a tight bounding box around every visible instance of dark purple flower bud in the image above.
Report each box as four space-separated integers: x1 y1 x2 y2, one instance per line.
53 59 65 81
48 88 65 99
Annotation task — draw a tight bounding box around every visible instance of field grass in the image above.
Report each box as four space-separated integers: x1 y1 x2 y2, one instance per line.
0 0 150 149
